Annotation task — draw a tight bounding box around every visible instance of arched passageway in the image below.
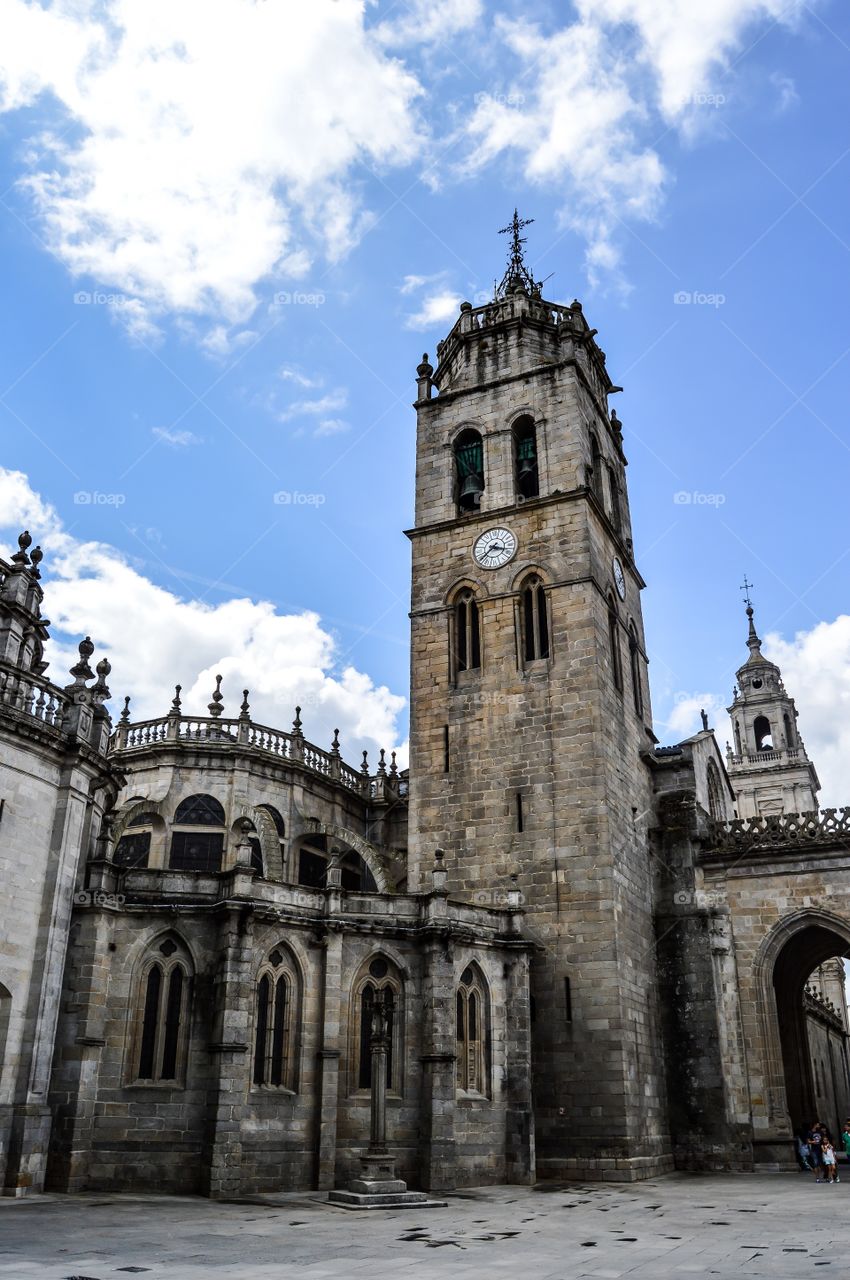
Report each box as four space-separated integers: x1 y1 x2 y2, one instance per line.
772 924 850 1138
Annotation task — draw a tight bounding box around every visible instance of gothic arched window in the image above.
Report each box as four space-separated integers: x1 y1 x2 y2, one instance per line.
706 760 723 821
513 417 539 499
608 598 623 693
628 624 643 715
453 589 481 673
169 794 225 872
351 955 403 1094
454 429 485 513
253 947 298 1090
134 936 192 1083
456 964 489 1096
521 575 550 662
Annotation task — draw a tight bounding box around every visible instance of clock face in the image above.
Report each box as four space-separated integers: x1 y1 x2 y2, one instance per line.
473 526 518 570
613 556 626 600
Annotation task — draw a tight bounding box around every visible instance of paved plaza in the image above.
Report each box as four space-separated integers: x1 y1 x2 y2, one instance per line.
1 1174 847 1280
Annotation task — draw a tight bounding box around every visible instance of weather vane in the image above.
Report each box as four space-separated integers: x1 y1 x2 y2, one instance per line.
740 574 755 608
495 209 540 299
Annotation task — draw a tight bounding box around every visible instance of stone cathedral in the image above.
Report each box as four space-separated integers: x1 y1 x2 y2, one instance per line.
3 220 850 1199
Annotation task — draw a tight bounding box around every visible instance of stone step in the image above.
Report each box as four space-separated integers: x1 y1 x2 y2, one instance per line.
327 1189 447 1210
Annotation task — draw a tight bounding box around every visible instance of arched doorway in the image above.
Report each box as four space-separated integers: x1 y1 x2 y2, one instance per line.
772 922 850 1138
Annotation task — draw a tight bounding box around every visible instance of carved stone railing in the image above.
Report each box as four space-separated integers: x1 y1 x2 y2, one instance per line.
804 984 847 1032
110 711 405 801
0 664 68 731
727 747 801 767
706 807 850 855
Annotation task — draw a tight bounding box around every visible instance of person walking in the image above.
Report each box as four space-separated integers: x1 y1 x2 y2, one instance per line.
796 1128 813 1172
809 1122 825 1182
822 1140 838 1184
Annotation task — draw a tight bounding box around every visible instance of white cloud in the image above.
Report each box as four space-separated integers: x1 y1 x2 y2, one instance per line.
279 388 348 422
377 0 484 47
770 71 800 113
152 426 203 447
0 0 424 330
200 325 257 358
461 1 811 285
404 289 462 330
314 418 350 438
279 366 323 390
662 691 729 740
763 619 850 809
0 467 405 762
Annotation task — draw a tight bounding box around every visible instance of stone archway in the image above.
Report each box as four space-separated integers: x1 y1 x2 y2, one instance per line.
297 820 393 893
756 910 850 1137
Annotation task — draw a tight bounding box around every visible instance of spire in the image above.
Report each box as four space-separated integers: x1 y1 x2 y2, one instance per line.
207 673 224 718
745 604 762 657
496 209 540 299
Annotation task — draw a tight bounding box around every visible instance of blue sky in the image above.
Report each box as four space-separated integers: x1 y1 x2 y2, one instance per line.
1 0 849 798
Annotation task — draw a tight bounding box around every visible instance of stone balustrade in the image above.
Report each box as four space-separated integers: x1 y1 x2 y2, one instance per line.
726 746 801 766
109 711 405 800
0 664 68 730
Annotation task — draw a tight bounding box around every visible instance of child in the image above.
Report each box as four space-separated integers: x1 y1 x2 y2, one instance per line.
822 1140 837 1184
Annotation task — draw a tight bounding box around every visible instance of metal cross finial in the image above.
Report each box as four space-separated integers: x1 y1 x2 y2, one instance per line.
740 575 755 608
495 209 539 299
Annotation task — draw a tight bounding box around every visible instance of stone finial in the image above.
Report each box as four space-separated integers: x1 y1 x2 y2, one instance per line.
431 848 448 894
377 748 387 777
389 750 398 778
326 845 343 889
507 872 523 910
11 530 32 566
240 689 250 718
29 545 43 578
208 673 224 718
68 636 95 685
361 749 370 776
120 695 131 723
170 684 182 715
292 705 303 736
330 727 341 757
92 657 111 702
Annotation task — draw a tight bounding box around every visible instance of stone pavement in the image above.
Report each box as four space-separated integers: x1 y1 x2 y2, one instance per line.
0 1174 846 1280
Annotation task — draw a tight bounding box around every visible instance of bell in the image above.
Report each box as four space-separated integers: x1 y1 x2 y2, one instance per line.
459 472 484 508
518 456 535 479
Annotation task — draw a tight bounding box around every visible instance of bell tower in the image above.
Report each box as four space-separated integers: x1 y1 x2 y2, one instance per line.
726 592 820 817
406 217 672 1180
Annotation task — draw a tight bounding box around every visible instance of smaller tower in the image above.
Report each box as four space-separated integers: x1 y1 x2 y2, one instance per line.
726 595 819 817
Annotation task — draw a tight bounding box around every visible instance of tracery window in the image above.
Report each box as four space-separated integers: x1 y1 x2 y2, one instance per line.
253 947 298 1090
352 955 403 1094
134 937 191 1083
453 589 481 673
521 574 550 662
706 760 723 821
608 598 623 693
456 964 489 1096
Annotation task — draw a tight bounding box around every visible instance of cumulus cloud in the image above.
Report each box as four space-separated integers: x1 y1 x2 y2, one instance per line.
764 620 850 808
404 289 462 331
377 0 484 47
279 388 348 422
0 467 406 763
0 0 424 331
461 0 811 285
